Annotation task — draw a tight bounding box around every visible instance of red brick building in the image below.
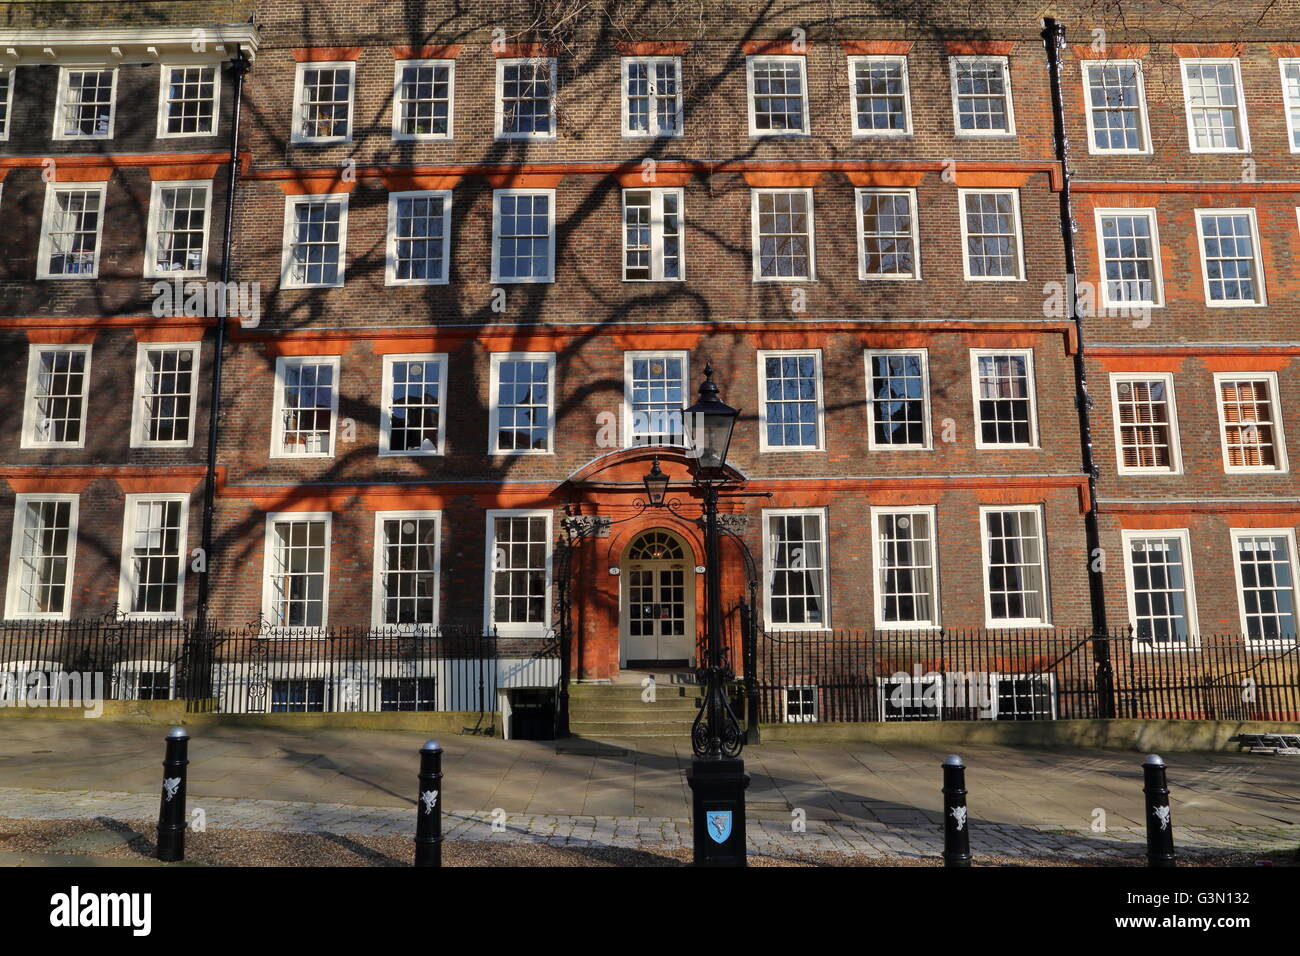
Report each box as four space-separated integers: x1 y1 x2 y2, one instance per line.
2 2 1297 720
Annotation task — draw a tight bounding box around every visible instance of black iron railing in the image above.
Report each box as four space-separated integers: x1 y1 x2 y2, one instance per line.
0 619 561 716
756 627 1300 724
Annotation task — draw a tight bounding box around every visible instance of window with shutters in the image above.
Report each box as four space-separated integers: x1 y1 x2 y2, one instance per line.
1111 374 1180 474
1215 373 1286 473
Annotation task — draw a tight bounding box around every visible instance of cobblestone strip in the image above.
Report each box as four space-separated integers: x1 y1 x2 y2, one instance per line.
0 787 1294 859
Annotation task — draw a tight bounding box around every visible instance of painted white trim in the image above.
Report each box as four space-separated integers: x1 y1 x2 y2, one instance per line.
948 55 1016 138
130 341 200 449
1212 370 1288 474
864 348 932 451
482 509 554 637
280 193 349 289
1179 57 1251 154
977 504 1051 628
155 62 221 140
620 56 683 138
869 504 940 630
622 349 689 449
745 54 810 137
756 348 825 453
371 510 442 631
0 66 14 142
51 65 117 140
143 180 212 279
379 353 448 456
0 26 261 64
761 506 831 632
262 512 333 633
846 54 912 137
36 180 107 280
1108 372 1182 476
269 355 342 459
1093 207 1164 309
1279 59 1300 153
854 187 920 281
1229 527 1300 647
20 343 91 449
490 188 555 284
1120 528 1199 649
621 186 685 282
4 493 80 621
117 493 190 620
969 347 1039 450
750 187 817 281
494 57 557 141
1193 207 1267 307
384 189 452 286
1080 59 1152 155
488 352 556 456
290 60 355 145
956 187 1025 282
390 58 455 141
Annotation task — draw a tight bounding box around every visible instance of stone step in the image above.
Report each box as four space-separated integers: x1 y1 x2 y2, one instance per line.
569 720 693 737
568 682 701 701
568 701 700 718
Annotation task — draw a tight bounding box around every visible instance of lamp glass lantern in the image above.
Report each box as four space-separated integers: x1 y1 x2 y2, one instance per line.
643 456 670 507
683 363 739 473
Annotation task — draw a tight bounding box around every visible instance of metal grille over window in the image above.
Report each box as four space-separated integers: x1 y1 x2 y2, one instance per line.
767 512 825 627
380 517 439 626
163 66 217 135
1219 378 1277 468
1115 379 1172 470
490 515 548 625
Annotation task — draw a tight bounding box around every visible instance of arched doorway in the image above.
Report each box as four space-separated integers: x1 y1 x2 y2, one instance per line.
621 529 695 668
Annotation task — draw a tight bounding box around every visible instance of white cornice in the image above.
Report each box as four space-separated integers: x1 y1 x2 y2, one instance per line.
0 24 260 66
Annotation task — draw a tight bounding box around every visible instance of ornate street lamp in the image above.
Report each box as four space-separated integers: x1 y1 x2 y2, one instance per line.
682 364 739 473
643 456 670 508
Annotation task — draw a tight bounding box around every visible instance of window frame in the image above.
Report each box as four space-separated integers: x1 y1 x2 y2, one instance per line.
21 343 92 450
143 179 213 280
846 54 912 138
4 493 80 622
1280 58 1300 153
1193 207 1267 307
761 506 832 633
269 355 342 460
855 187 921 281
482 509 554 637
1180 57 1251 154
1108 372 1183 476
948 55 1016 138
380 352 448 457
390 58 455 142
1213 370 1288 474
783 685 819 723
978 504 1051 628
1120 528 1199 650
1081 59 1152 156
1094 207 1164 309
621 186 685 282
864 348 932 451
620 55 683 138
384 189 452 286
622 350 689 449
262 511 333 633
0 66 14 142
494 57 557 141
36 181 108 280
1229 527 1300 646
750 187 817 282
51 65 118 141
969 348 1039 450
130 341 200 449
756 349 826 453
745 54 811 138
490 188 556 284
117 493 190 621
155 62 221 140
488 351 556 456
290 60 356 146
371 510 442 632
957 187 1025 282
280 193 350 289
870 504 940 630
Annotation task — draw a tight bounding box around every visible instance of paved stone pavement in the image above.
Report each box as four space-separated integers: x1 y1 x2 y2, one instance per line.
0 722 1297 859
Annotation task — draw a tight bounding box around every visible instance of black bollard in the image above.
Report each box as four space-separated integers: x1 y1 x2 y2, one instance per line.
1142 754 1176 868
414 740 443 867
156 726 189 862
942 754 971 867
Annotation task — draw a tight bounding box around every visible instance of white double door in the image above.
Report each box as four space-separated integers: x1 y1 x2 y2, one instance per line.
622 559 693 664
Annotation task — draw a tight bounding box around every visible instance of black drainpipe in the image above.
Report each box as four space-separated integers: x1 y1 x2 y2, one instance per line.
1041 18 1116 718
196 46 251 631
